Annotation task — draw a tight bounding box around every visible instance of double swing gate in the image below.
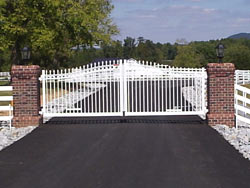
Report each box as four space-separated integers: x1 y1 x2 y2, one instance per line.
40 59 208 119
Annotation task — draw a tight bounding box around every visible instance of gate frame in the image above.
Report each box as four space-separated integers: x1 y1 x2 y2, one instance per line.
40 59 208 120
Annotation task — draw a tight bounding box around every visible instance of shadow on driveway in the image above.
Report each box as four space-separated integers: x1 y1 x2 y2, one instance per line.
0 116 250 188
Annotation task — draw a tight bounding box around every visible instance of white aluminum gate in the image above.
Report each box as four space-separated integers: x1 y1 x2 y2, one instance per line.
40 59 207 119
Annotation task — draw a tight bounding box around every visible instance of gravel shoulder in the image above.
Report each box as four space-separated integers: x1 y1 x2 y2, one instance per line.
0 126 36 151
213 124 250 160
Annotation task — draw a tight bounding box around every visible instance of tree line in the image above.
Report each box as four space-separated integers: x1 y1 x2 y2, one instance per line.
2 34 250 71
68 37 250 70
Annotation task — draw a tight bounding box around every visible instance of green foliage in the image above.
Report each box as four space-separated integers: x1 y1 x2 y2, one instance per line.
64 37 250 69
102 40 123 58
0 0 118 68
224 43 250 69
67 36 250 69
135 40 163 62
173 45 204 68
0 50 11 71
161 43 177 60
190 41 216 65
69 48 101 67
123 37 137 58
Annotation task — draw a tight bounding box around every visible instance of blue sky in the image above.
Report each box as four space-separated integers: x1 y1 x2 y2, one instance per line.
111 0 250 43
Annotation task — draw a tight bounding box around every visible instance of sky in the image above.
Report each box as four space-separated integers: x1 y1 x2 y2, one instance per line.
111 0 250 43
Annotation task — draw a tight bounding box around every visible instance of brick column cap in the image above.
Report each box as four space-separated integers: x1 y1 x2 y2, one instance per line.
206 63 235 69
11 65 41 79
206 63 235 76
207 63 235 68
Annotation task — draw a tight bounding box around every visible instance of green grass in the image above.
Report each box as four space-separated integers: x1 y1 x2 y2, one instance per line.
0 80 10 86
243 84 250 90
0 101 10 106
0 91 12 96
0 91 12 106
241 84 250 99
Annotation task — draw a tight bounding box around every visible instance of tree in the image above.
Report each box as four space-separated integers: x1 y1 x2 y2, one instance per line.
173 45 204 68
137 37 145 44
123 37 136 58
136 40 163 62
224 43 250 70
191 42 216 65
162 43 177 60
0 50 11 71
102 40 123 58
0 0 118 68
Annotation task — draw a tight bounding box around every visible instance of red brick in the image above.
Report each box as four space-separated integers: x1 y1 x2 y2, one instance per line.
206 63 235 127
11 65 43 127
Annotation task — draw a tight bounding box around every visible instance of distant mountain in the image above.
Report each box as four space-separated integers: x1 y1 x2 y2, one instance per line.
228 33 250 39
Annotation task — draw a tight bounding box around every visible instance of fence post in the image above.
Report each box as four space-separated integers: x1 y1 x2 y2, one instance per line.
206 63 235 127
11 65 42 127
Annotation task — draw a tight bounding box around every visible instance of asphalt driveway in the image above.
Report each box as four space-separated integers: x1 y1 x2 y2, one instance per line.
0 116 250 188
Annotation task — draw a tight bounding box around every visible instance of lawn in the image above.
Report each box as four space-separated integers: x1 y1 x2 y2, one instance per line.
244 84 250 90
0 80 10 86
242 84 250 99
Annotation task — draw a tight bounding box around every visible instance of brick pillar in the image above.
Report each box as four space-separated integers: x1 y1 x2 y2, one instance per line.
11 65 42 127
207 63 235 127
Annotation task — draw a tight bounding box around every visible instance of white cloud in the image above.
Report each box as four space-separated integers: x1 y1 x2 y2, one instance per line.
112 1 250 43
115 0 144 2
137 15 156 18
236 18 250 23
203 8 216 14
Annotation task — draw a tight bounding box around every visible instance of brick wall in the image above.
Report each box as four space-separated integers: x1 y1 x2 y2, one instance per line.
11 65 42 127
207 63 235 127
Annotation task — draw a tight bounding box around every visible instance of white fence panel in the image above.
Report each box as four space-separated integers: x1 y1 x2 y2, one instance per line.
235 70 250 128
0 72 10 77
0 72 10 81
0 86 13 127
235 70 250 85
